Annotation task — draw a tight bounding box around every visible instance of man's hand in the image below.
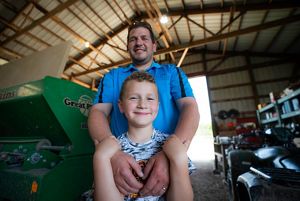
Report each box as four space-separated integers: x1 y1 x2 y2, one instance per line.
140 151 170 196
111 151 144 195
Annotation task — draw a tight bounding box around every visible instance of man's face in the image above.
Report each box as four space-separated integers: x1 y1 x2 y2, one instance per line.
127 27 157 67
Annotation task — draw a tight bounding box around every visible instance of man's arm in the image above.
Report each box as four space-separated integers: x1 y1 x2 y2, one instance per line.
174 97 200 146
88 103 113 144
88 103 144 195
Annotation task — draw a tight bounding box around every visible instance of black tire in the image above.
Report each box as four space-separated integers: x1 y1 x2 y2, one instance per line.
227 150 258 201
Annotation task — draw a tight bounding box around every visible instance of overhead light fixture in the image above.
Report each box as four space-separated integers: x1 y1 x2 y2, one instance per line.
160 15 169 24
84 41 90 48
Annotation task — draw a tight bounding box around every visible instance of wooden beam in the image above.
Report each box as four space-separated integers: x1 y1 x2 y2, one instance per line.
232 12 244 51
0 0 80 46
0 46 22 59
211 95 266 103
64 2 300 70
165 1 300 16
185 15 215 36
144 0 175 62
187 57 298 77
264 9 297 52
73 14 300 77
0 15 50 47
206 56 228 75
189 49 299 58
210 76 296 91
177 48 189 67
156 14 300 55
74 58 132 77
245 55 259 107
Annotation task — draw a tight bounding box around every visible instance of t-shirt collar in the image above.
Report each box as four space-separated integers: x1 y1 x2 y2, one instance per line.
123 61 161 72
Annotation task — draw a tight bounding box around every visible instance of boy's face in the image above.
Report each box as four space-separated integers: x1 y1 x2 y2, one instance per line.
119 80 159 128
127 27 157 67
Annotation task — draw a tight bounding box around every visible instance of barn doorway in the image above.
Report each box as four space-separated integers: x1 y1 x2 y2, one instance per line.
188 76 214 162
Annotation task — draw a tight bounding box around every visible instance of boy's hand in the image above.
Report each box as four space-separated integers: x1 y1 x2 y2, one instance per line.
163 135 189 163
94 136 120 159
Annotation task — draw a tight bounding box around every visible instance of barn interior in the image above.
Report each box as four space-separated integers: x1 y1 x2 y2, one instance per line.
0 1 300 201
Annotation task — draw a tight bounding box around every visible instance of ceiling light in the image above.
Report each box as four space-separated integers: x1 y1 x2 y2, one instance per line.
84 41 90 48
160 15 168 24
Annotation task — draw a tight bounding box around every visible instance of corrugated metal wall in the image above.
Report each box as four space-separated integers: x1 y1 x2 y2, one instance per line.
176 51 298 133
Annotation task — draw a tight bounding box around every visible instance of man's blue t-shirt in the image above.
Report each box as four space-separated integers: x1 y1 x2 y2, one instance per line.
93 61 194 137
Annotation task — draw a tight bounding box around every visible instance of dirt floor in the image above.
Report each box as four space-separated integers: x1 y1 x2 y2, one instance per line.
188 133 229 201
191 160 229 201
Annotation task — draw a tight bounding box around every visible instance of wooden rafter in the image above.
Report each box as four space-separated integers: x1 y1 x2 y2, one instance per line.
64 1 300 71
0 46 22 59
73 13 300 77
222 6 235 55
202 14 206 49
232 13 244 50
111 0 132 25
245 55 259 107
188 56 298 77
30 1 115 64
0 0 80 46
177 48 189 67
0 15 50 47
71 2 127 60
163 0 181 44
142 0 175 62
129 0 141 16
185 15 215 36
0 0 29 36
81 0 127 48
1 0 299 89
210 76 296 91
216 9 246 35
249 10 269 51
206 56 228 75
284 33 300 53
151 0 174 44
264 8 297 52
166 2 300 16
156 14 300 55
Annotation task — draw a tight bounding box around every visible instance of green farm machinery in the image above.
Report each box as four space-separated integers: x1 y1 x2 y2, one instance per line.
0 76 95 201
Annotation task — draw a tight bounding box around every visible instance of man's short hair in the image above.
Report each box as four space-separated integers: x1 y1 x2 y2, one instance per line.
127 21 155 43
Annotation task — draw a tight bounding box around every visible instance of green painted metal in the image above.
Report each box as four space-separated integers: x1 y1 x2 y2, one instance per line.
0 76 96 201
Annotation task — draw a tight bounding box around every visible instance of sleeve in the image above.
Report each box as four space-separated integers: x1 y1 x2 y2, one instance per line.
170 66 194 100
93 72 114 104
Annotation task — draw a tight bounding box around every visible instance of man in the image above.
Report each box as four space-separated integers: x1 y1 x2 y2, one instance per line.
88 21 199 197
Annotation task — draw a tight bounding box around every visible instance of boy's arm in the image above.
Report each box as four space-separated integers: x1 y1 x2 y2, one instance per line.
163 135 193 201
93 136 123 201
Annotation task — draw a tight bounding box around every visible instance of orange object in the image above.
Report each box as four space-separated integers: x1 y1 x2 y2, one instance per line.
31 181 38 193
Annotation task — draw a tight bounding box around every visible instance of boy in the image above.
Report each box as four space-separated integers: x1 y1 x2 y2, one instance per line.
93 71 194 201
